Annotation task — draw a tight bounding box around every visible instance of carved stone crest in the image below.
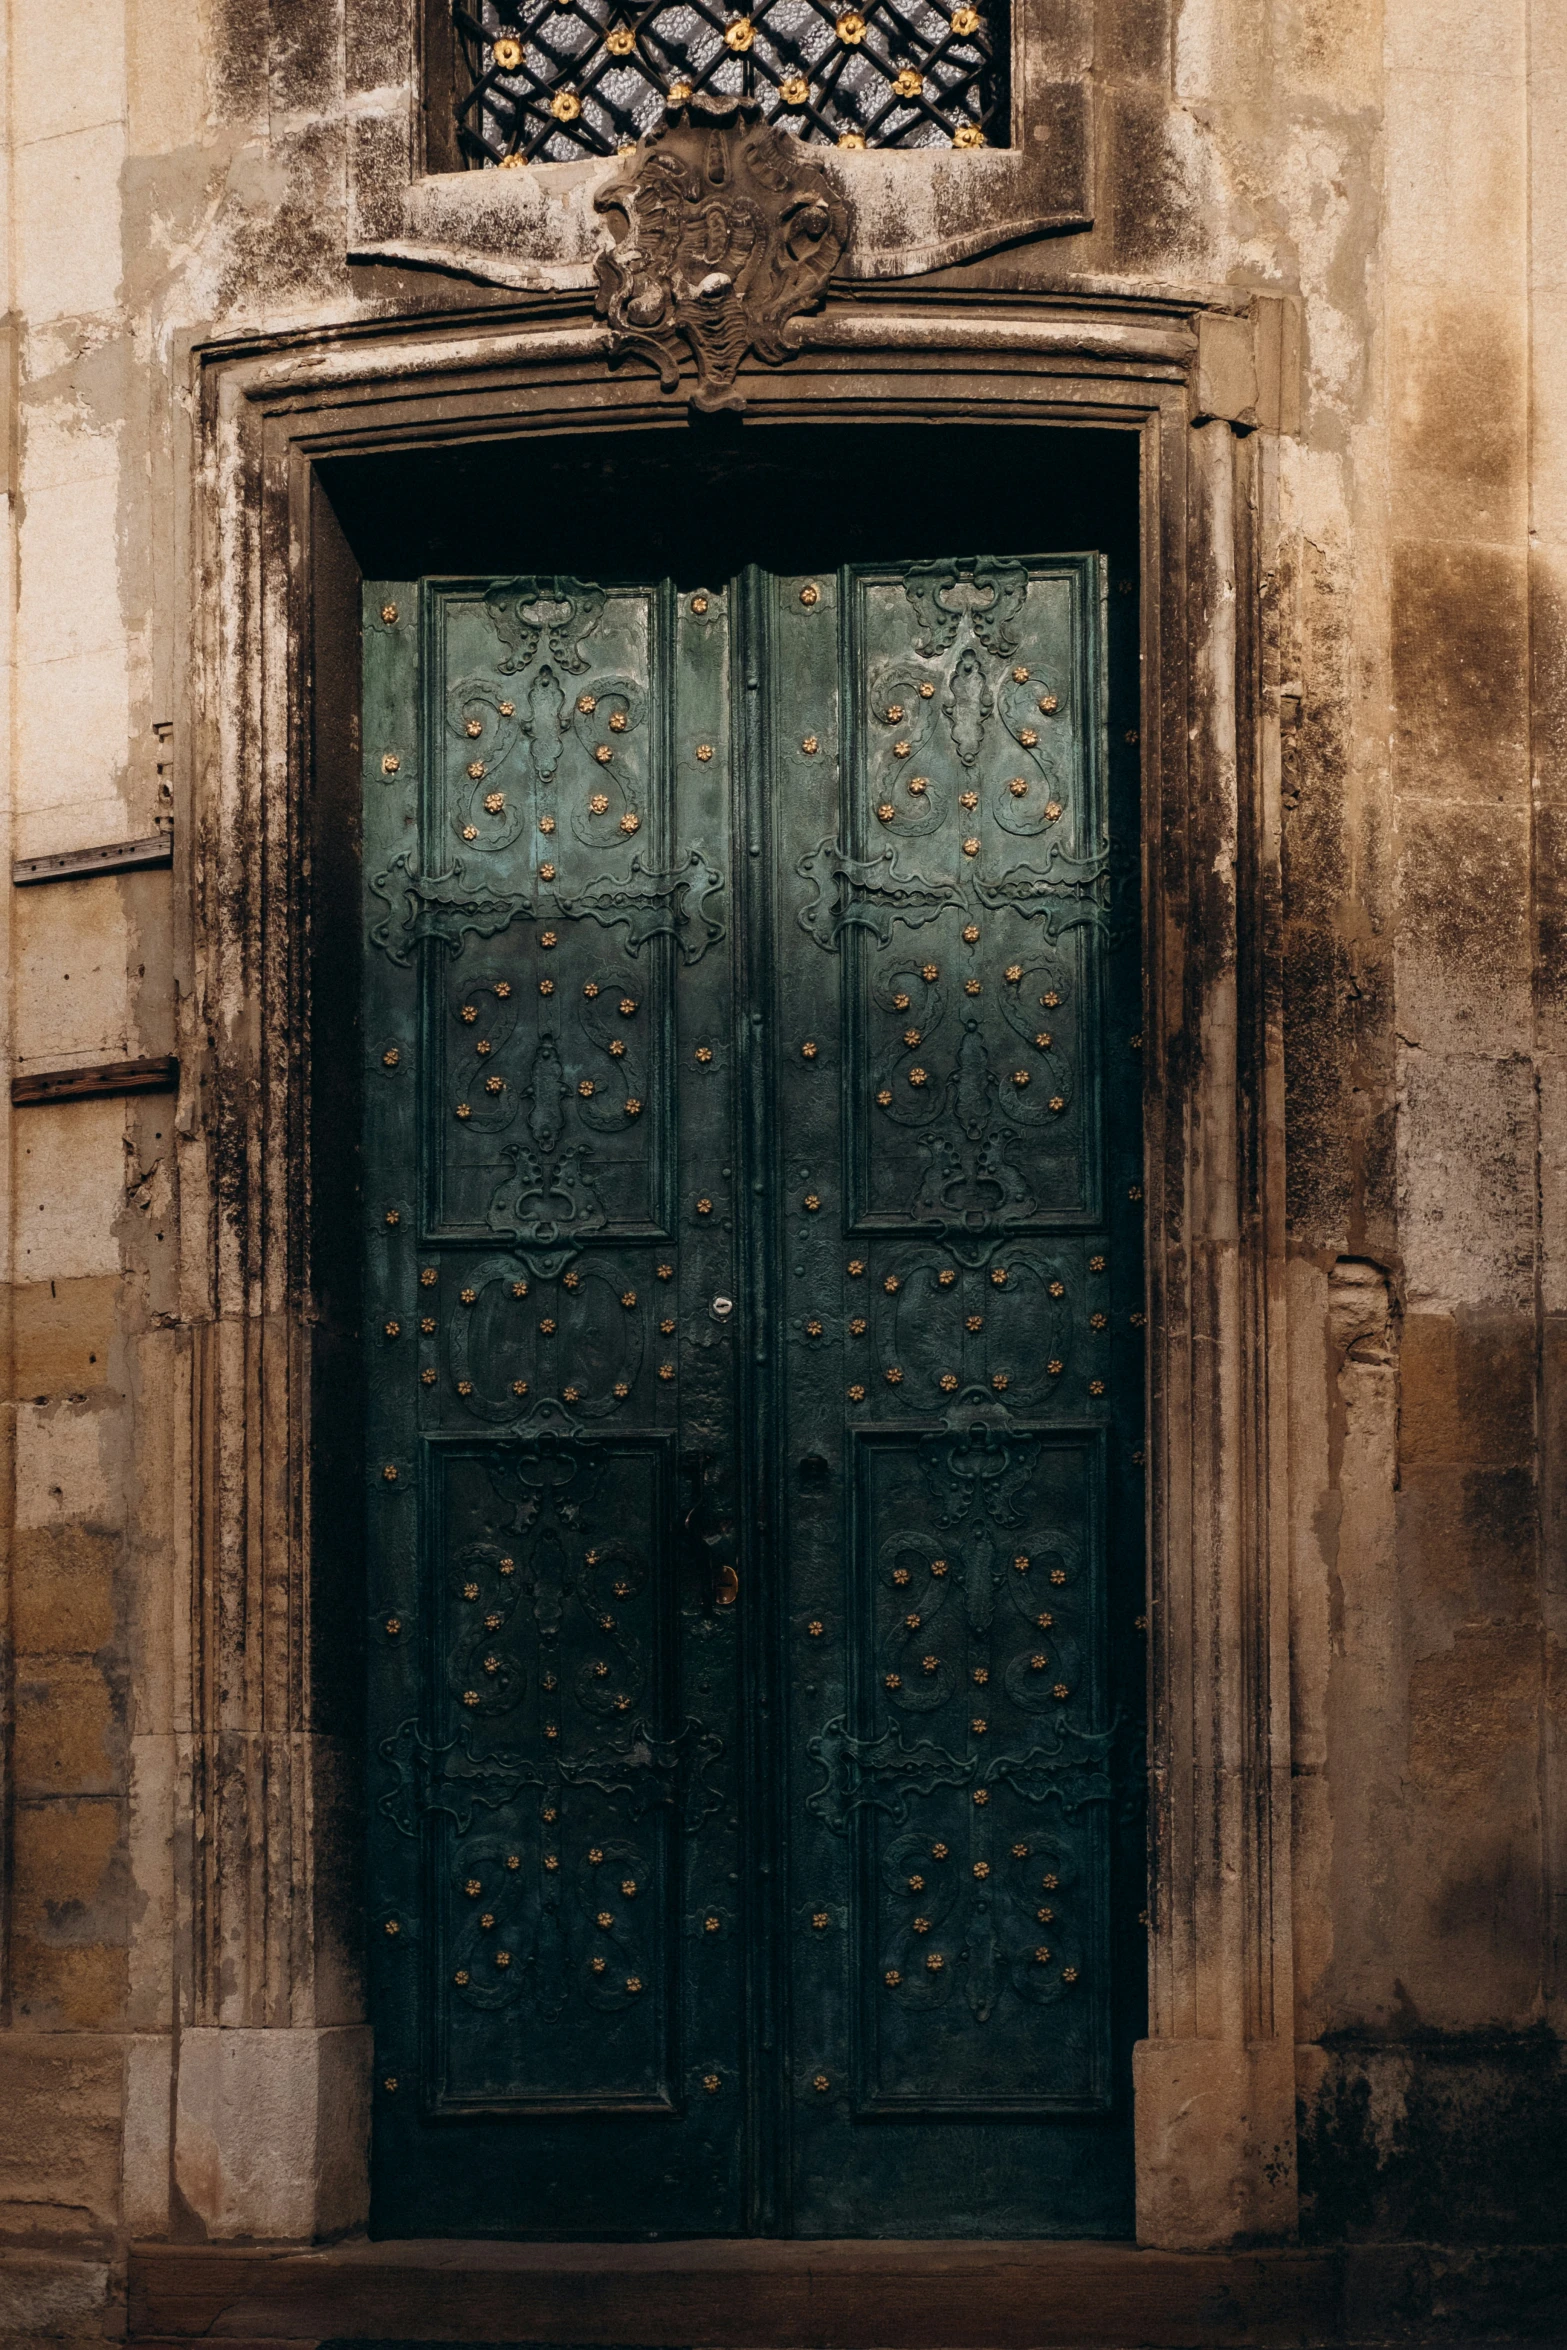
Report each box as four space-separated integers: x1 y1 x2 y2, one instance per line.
594 95 849 414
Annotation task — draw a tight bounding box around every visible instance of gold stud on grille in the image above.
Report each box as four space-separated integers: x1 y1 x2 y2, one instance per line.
893 66 922 95
781 72 808 101
493 33 523 66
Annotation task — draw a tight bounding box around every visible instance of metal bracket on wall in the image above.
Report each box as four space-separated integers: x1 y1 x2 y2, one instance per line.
12 1056 179 1107
13 824 173 886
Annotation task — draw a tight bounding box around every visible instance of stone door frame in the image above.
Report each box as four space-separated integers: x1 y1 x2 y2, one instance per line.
165 302 1292 2250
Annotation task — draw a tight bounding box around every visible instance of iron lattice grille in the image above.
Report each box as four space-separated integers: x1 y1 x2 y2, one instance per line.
452 0 1004 165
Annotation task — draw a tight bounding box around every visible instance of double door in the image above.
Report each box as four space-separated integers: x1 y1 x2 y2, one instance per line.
362 547 1144 2237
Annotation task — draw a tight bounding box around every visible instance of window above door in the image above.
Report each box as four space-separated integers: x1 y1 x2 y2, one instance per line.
451 0 1007 165
346 0 1091 287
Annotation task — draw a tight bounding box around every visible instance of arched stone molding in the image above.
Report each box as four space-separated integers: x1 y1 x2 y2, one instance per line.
165 298 1293 2249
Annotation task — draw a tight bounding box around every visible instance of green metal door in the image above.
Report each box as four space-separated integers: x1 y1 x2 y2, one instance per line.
362 550 1143 2240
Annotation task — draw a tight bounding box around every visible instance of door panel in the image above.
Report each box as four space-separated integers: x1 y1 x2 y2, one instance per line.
764 559 1141 2233
362 549 1142 2240
364 574 747 2235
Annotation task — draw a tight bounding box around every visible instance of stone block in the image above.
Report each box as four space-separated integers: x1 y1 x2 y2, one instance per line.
1385 0 1526 78
13 1659 121 1799
9 1941 129 2033
1301 2040 1567 2244
127 0 208 156
1531 294 1567 541
11 1523 119 1653
13 127 125 324
1390 540 1529 803
125 1734 178 2033
14 646 133 836
174 2027 371 2241
13 1281 119 1406
1133 2037 1298 2248
14 881 135 1069
1401 1310 1536 1472
9 1797 127 2028
15 1401 117 1534
10 2 125 148
0 2038 125 2233
1397 1057 1537 1311
0 2253 115 2339
1534 543 1567 807
122 2036 173 2239
1387 288 1528 543
14 1101 126 1284
15 476 124 674
1394 797 1531 1056
1396 1463 1539 1624
1386 61 1526 292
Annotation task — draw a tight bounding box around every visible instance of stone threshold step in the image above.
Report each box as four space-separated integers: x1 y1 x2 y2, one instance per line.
128 2237 1567 2349
128 2238 1395 2350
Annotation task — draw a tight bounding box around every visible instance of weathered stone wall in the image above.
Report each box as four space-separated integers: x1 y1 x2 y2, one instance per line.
0 0 1561 2333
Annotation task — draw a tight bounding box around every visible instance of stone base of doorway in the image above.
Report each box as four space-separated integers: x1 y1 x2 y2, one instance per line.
126 2238 1567 2349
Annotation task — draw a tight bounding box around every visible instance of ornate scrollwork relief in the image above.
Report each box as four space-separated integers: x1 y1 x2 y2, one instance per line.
594 94 849 413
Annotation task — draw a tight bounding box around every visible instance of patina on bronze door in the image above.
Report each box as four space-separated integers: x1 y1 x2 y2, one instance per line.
362 551 1144 2239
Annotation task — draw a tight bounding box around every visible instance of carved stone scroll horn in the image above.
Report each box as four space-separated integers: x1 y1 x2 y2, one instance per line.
594 93 850 414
